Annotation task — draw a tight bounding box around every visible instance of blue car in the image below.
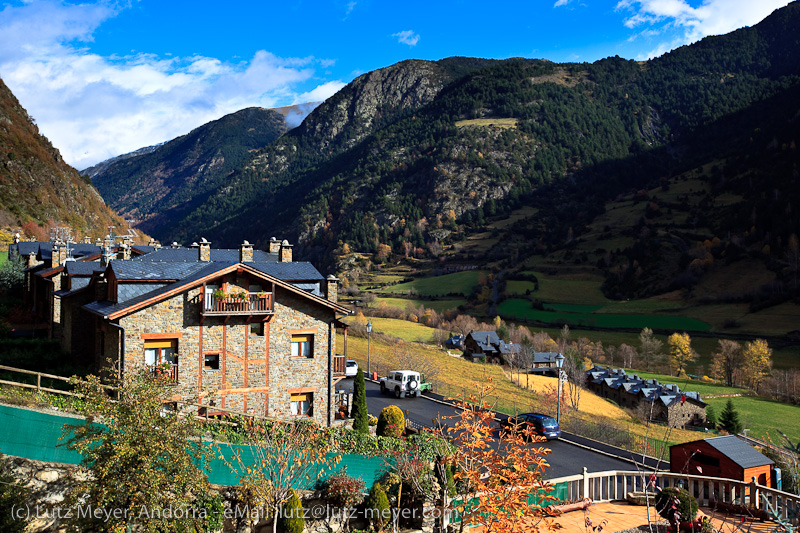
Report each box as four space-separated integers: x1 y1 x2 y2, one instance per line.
499 412 561 440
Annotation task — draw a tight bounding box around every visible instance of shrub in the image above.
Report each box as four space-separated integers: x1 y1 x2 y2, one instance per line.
655 487 698 523
325 469 366 510
377 405 405 438
368 415 378 426
364 483 391 531
277 489 305 533
351 369 369 434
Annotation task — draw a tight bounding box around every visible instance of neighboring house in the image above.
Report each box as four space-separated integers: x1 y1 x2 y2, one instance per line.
444 334 464 349
585 366 706 428
529 352 562 375
670 435 774 487
16 236 352 426
464 331 519 363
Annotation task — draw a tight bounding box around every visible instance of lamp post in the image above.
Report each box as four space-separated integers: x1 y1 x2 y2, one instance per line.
366 321 373 378
555 352 565 424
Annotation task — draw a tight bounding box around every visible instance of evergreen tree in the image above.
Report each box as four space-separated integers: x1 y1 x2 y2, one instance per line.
718 399 743 435
364 483 391 532
277 489 305 533
351 368 369 434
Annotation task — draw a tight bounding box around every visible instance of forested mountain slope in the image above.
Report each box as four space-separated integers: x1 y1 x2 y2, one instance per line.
88 107 289 235
0 78 128 240
100 2 800 303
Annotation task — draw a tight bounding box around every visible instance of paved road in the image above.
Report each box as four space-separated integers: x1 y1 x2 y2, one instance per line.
337 379 658 479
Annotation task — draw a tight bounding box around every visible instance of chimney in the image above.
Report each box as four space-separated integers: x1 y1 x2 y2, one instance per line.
83 236 91 244
13 233 20 244
326 275 339 303
199 238 211 262
279 240 293 263
122 243 131 260
101 243 114 266
240 240 254 263
153 241 162 250
27 251 38 269
171 242 180 249
148 238 157 247
268 237 281 254
52 241 67 268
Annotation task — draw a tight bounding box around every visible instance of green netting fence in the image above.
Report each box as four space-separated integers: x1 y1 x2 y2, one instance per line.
0 404 391 488
448 483 569 524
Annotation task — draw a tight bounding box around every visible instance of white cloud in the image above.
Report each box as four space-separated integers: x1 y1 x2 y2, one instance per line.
617 0 791 57
0 1 340 168
393 30 420 47
553 0 572 6
346 1 357 15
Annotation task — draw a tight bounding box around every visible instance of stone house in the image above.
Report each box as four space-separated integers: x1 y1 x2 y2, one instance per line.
464 331 519 363
586 366 707 428
15 236 351 426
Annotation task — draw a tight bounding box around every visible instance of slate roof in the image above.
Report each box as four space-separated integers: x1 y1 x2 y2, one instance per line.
586 365 706 407
133 248 277 263
533 352 561 365
65 261 104 276
468 331 501 351
702 436 773 469
109 260 208 281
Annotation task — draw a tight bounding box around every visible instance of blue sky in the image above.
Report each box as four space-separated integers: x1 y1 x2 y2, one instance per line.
0 0 791 168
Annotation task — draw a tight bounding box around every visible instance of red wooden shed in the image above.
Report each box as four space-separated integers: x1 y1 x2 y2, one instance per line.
670 435 774 487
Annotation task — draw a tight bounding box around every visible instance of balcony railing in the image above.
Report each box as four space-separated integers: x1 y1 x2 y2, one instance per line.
547 468 800 523
333 354 346 376
203 293 273 315
153 364 178 384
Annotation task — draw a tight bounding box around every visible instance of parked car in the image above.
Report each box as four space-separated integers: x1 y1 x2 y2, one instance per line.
499 412 561 440
345 359 359 378
378 370 431 398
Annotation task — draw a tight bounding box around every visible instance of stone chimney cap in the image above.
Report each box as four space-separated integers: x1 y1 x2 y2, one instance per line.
270 237 277 242
327 274 339 280
281 239 290 245
200 237 210 244
242 240 251 246
191 242 199 248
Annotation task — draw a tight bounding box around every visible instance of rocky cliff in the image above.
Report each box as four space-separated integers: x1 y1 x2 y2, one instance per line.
0 78 128 241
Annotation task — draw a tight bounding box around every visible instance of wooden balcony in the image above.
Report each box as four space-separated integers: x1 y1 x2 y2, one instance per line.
202 293 273 316
333 354 346 377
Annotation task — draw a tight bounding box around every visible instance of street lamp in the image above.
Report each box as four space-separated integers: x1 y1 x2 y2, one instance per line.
366 321 373 378
555 352 565 424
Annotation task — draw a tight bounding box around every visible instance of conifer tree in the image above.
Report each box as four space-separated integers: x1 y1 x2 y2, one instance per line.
351 368 369 434
718 399 743 435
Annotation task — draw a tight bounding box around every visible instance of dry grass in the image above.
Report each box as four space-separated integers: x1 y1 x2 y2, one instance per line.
338 332 701 447
454 118 519 129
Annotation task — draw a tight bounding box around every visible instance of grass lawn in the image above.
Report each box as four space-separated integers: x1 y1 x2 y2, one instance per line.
505 280 537 295
343 316 438 343
0 254 6 266
376 270 485 297
524 271 609 306
376 297 466 314
703 395 800 444
498 298 711 332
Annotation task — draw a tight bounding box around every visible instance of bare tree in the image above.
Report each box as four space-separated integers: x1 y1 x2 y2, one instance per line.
709 339 742 386
517 339 536 390
618 344 638 369
531 331 557 352
639 328 663 371
563 347 585 412
450 314 478 338
394 344 442 384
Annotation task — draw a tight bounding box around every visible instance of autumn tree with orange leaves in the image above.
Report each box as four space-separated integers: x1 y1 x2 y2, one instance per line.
437 377 560 533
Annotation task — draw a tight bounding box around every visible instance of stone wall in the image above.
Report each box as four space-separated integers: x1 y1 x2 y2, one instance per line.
6 456 439 533
116 274 336 425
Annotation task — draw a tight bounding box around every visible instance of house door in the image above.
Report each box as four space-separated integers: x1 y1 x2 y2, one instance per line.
204 285 218 311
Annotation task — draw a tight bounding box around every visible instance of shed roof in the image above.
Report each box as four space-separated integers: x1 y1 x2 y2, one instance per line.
703 435 774 469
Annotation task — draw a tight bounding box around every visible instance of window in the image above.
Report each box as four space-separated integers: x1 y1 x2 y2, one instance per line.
144 339 178 366
291 334 313 358
204 353 220 370
290 392 313 417
250 322 265 336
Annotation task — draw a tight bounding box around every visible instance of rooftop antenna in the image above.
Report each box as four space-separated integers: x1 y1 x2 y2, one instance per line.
49 226 74 260
108 225 116 243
